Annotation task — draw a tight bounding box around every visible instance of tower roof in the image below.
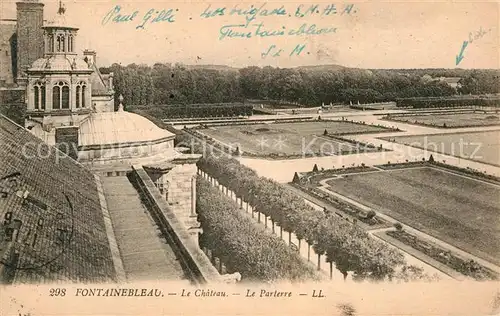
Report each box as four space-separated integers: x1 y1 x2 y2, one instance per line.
43 0 78 30
29 55 91 72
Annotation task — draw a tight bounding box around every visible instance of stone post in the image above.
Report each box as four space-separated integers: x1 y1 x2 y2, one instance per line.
191 176 196 216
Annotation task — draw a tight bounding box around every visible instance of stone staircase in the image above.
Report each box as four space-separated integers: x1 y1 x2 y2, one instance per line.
101 176 188 282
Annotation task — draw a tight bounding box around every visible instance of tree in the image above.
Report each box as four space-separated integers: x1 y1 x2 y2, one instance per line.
312 164 319 172
428 154 435 162
366 210 376 220
394 222 403 231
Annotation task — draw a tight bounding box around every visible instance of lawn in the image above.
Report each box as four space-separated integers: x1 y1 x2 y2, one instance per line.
386 113 500 128
389 130 500 166
198 121 389 156
325 167 500 265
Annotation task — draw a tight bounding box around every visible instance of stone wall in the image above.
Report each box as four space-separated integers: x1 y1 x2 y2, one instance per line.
128 166 221 284
92 95 114 113
163 162 201 242
0 23 17 86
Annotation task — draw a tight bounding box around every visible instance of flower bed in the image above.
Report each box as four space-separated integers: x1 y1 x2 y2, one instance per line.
321 134 391 152
295 166 378 186
375 161 429 170
321 119 401 134
387 230 498 281
289 183 389 228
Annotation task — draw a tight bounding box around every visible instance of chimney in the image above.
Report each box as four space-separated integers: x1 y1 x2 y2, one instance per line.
16 0 44 84
108 72 114 90
83 49 96 66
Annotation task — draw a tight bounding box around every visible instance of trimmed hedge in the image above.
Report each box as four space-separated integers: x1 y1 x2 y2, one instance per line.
131 103 253 118
197 156 428 281
197 179 320 282
396 96 500 108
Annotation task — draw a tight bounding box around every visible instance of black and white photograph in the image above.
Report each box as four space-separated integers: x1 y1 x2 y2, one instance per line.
0 0 499 315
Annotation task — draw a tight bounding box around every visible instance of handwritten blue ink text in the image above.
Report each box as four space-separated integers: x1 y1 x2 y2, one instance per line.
219 23 336 40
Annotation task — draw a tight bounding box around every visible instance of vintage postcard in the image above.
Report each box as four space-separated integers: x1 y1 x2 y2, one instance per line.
0 0 499 315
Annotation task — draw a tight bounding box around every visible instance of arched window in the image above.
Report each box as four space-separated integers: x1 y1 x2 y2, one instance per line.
76 81 87 108
75 85 80 108
47 34 54 52
56 34 65 52
82 84 86 107
68 35 73 52
62 86 69 109
33 81 46 110
53 81 69 109
34 86 39 109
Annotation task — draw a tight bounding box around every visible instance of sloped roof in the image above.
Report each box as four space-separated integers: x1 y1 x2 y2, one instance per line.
88 61 112 96
30 55 91 72
0 115 116 284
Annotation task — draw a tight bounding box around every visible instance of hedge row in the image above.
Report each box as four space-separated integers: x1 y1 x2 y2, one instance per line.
196 156 430 281
396 97 500 108
131 103 253 118
197 179 320 282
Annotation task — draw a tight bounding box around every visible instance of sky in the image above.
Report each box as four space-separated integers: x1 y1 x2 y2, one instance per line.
1 0 498 69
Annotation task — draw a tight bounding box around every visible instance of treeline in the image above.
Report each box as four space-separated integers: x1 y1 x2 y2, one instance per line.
197 179 320 282
197 155 433 282
102 63 242 108
238 67 455 105
100 63 499 109
457 71 499 95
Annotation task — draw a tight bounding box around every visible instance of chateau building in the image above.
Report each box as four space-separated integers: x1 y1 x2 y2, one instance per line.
0 0 205 283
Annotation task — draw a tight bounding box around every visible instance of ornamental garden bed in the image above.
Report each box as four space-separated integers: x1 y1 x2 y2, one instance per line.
293 165 379 187
289 182 390 229
321 134 391 152
189 121 392 158
323 160 500 266
382 112 500 128
386 229 498 281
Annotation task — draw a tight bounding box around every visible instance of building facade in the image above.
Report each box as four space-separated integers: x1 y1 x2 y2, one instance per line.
0 0 203 246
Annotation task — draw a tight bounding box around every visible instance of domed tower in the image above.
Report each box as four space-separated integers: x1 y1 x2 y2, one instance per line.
25 1 93 147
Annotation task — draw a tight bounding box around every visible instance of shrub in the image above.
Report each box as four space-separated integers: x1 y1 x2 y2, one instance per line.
312 164 319 172
234 146 241 156
366 210 376 220
394 222 403 231
323 129 328 136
